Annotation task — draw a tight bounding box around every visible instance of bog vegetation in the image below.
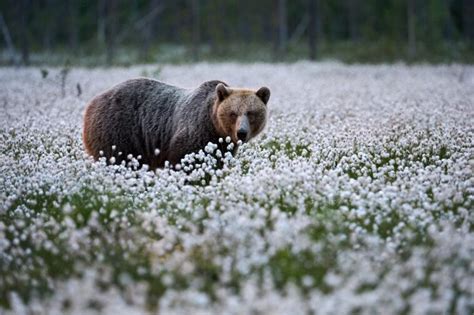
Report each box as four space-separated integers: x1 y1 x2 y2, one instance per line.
0 63 473 314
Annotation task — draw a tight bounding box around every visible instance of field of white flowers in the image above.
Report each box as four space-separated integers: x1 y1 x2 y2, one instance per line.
0 62 473 315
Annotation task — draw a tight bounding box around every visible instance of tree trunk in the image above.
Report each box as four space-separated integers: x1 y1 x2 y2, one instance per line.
208 0 225 55
105 0 117 65
277 0 288 57
347 0 359 41
190 0 200 61
141 0 161 61
97 0 106 46
19 0 30 65
407 0 416 58
463 0 474 42
308 0 319 60
0 12 17 64
67 0 79 52
442 0 454 42
42 0 56 52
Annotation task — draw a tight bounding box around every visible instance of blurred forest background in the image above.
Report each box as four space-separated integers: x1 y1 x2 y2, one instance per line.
0 0 473 66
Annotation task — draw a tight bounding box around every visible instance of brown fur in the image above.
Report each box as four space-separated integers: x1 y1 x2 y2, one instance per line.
83 79 270 169
212 86 269 144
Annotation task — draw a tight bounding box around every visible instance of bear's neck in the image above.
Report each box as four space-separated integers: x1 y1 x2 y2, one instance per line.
210 99 226 137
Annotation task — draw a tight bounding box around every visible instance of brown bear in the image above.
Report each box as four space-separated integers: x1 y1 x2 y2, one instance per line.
82 78 270 169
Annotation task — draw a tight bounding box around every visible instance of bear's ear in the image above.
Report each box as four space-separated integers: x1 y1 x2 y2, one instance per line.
256 87 270 105
216 83 231 102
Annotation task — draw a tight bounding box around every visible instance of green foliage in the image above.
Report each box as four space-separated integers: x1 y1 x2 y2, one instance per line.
269 248 333 293
40 69 49 78
0 185 139 308
1 0 473 65
140 65 163 78
263 139 312 160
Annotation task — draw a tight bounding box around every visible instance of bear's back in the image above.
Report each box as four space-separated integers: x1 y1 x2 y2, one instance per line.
83 78 186 166
83 78 231 169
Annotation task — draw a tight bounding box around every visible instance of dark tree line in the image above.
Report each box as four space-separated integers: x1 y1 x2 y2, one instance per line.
0 0 472 65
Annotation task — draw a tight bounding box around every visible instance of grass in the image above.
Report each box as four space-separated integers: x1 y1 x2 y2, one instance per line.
1 133 471 312
0 63 472 314
2 40 473 67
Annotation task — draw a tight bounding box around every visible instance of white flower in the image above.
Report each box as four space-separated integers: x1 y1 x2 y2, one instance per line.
1 63 472 315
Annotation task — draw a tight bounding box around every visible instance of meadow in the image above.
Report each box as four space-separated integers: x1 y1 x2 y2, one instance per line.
0 62 473 314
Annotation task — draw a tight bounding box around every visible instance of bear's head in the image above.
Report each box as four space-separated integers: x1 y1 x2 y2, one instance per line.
212 83 270 144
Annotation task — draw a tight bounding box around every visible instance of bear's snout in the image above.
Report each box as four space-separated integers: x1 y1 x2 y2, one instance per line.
237 129 248 142
237 115 250 142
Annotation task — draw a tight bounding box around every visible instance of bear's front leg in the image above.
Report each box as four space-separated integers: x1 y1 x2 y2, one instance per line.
167 128 192 166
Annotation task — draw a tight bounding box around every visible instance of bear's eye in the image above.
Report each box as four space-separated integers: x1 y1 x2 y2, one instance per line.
247 111 259 120
229 112 238 119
